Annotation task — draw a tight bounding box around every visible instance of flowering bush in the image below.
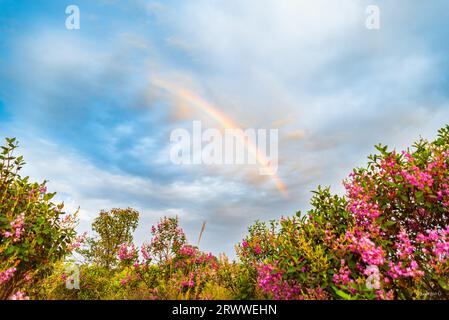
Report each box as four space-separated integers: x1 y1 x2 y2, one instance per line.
121 218 222 299
239 125 449 300
0 138 77 300
142 216 186 265
333 126 449 299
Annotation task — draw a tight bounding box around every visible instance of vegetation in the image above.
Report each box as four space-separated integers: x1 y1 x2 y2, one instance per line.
1 126 449 300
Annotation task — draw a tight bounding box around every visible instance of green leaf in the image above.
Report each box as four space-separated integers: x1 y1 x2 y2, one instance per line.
438 279 449 291
416 191 424 202
332 286 352 300
383 220 396 228
6 245 16 255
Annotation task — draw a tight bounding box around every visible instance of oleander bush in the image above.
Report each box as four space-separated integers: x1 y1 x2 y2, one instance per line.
1 126 449 300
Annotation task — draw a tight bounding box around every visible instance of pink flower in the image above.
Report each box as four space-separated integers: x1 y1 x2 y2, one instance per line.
68 232 87 251
118 243 137 262
3 213 25 242
10 291 29 300
23 273 32 282
0 267 17 284
345 233 385 266
178 245 197 257
180 273 195 288
141 243 152 262
257 263 302 300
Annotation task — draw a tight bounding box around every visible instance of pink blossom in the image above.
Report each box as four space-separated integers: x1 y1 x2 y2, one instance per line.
3 213 25 242
118 243 137 262
333 260 353 287
257 263 303 300
0 267 17 284
178 245 197 257
141 243 152 262
10 291 29 300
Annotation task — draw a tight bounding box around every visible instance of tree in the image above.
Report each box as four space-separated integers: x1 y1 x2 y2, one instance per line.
141 216 186 265
82 208 139 269
0 138 77 300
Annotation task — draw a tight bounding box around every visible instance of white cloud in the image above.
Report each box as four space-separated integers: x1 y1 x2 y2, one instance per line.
2 0 449 257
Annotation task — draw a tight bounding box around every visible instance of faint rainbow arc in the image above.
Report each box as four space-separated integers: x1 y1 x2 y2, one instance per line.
153 78 288 197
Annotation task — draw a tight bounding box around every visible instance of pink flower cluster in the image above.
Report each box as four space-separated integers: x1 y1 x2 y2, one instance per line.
118 243 137 262
196 252 216 265
401 166 434 191
346 180 382 228
333 260 355 292
386 228 423 278
10 291 29 300
23 272 33 283
388 260 423 279
345 233 385 266
147 217 186 263
176 245 217 269
416 227 449 265
0 267 17 284
240 239 262 256
257 263 302 300
178 245 196 257
3 213 25 242
68 231 87 251
180 273 195 288
141 243 152 263
120 274 132 286
395 229 414 259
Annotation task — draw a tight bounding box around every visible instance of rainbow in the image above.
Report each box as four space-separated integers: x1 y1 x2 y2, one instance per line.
152 78 288 197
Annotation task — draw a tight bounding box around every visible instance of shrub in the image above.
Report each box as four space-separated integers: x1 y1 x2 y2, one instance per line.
0 138 77 300
241 125 449 300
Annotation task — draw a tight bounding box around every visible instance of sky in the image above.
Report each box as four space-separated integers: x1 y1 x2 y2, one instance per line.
1 0 449 258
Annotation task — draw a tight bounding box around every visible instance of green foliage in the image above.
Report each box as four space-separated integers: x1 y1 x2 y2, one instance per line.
216 254 259 299
4 125 449 300
0 138 77 300
239 124 449 300
81 208 139 269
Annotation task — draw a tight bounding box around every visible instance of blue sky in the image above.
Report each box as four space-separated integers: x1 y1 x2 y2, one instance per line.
1 0 449 257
